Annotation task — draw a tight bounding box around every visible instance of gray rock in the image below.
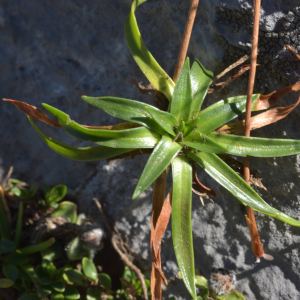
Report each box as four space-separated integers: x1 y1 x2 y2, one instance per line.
1 0 300 299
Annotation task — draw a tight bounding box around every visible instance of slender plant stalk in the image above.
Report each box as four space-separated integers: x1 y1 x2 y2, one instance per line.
243 0 264 260
150 1 199 298
172 0 200 82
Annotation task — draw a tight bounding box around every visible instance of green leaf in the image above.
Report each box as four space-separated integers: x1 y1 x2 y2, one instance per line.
47 185 67 203
170 58 193 122
81 96 171 136
3 252 29 265
51 293 65 300
41 240 60 261
193 94 260 135
52 281 65 293
10 187 31 198
171 156 196 300
98 273 112 290
63 287 80 299
188 151 300 226
0 278 14 288
190 60 213 115
122 266 135 285
18 293 40 300
20 263 52 297
208 132 300 157
3 264 18 282
42 259 56 279
125 0 175 101
66 237 88 261
14 202 23 248
18 237 55 255
133 135 182 199
64 269 85 286
86 287 101 300
144 107 177 137
28 116 135 161
82 257 98 281
35 265 53 285
182 132 228 154
214 290 246 300
43 104 161 148
50 201 77 223
0 240 15 254
195 275 208 290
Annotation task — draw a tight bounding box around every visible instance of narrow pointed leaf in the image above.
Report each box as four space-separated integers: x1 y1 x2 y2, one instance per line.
187 151 300 226
208 132 300 157
14 202 23 248
145 107 177 137
28 117 136 161
43 104 160 148
82 96 170 135
171 156 197 300
18 238 55 255
190 60 213 115
170 58 193 122
125 0 175 101
133 136 182 199
194 94 260 134
182 132 228 153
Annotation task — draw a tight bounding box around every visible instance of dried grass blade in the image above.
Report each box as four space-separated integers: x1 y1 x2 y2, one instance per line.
211 54 249 83
208 64 251 93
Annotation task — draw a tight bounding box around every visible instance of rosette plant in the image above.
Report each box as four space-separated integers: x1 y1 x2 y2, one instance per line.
4 0 300 299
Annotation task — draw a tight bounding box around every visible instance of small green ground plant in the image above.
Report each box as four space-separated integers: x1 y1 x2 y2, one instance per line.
4 0 300 299
0 175 139 299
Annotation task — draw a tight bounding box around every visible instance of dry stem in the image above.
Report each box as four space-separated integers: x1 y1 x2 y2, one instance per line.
172 0 199 82
243 0 264 260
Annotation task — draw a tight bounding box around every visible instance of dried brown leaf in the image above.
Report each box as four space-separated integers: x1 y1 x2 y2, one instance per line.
217 94 300 134
255 81 300 110
3 99 62 128
150 171 168 300
192 167 218 198
152 191 172 261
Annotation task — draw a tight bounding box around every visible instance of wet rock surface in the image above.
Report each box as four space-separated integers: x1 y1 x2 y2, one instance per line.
1 0 300 299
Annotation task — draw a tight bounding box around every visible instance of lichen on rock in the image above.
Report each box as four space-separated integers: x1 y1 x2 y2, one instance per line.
215 6 300 92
